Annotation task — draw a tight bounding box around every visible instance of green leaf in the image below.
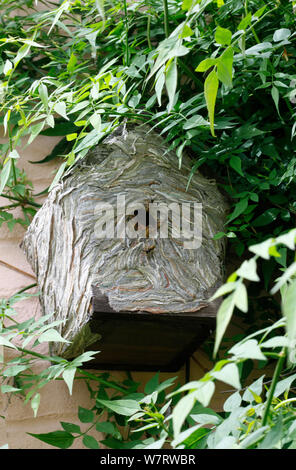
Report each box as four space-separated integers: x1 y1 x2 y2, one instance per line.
249 238 273 260
155 376 176 393
190 412 221 426
95 0 106 29
54 102 68 120
48 1 71 34
73 128 102 153
0 334 16 349
101 437 147 449
223 391 241 412
229 339 266 361
180 25 193 39
195 58 217 72
144 437 166 449
229 155 243 176
254 5 267 18
28 121 45 144
74 120 87 127
242 376 264 403
83 435 100 449
89 113 101 132
38 328 69 343
67 53 77 73
233 282 248 313
183 115 208 130
214 293 236 356
144 372 159 394
252 208 280 227
62 367 76 395
70 350 98 366
276 229 296 250
78 406 94 423
271 261 296 295
155 67 165 107
237 12 252 31
61 422 81 434
96 421 117 435
215 436 238 449
171 424 203 448
260 336 289 348
165 58 177 113
183 428 211 449
66 133 77 141
13 43 31 67
212 363 241 389
194 381 215 407
3 59 13 76
215 26 232 46
273 28 291 42
3 110 11 136
271 86 280 117
182 0 193 10
240 427 269 449
31 393 41 418
217 47 234 87
39 83 48 112
204 70 219 137
168 380 201 397
226 198 248 224
96 399 141 416
172 392 196 437
210 282 237 301
9 149 20 159
274 373 296 398
3 365 28 377
69 100 90 115
0 159 12 196
48 161 67 191
282 279 296 345
1 384 21 393
28 431 74 449
236 258 259 282
258 418 282 449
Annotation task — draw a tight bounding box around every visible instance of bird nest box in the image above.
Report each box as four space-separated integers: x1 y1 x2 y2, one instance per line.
21 124 228 371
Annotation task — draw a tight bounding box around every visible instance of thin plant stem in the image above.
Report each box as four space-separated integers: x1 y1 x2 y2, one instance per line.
123 0 130 66
7 127 17 186
11 159 18 187
147 13 152 50
0 203 19 210
163 0 169 38
274 398 296 411
0 259 36 280
0 193 41 208
262 348 286 426
14 283 38 296
244 0 260 44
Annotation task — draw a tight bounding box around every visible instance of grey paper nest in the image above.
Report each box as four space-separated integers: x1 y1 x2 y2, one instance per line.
21 124 228 356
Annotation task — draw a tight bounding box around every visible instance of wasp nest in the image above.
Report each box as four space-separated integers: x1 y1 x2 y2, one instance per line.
21 124 228 356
